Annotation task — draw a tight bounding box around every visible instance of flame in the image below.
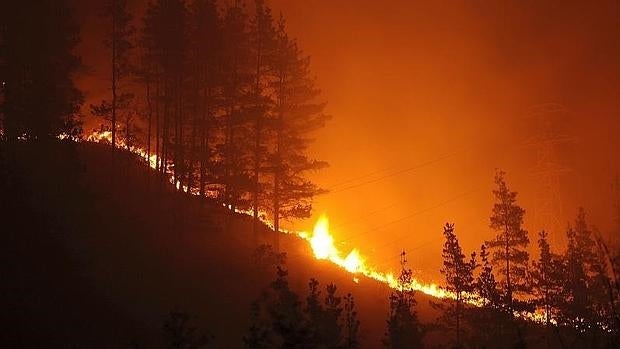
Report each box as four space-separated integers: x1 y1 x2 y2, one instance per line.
301 214 551 324
310 215 337 259
343 249 362 273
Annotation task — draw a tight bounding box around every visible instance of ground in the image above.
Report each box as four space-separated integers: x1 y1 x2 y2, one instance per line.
0 141 442 348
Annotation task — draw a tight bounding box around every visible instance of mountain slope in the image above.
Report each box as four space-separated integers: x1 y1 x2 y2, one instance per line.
0 141 439 348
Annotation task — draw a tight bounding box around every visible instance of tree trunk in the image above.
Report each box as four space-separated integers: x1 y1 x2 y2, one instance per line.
199 85 210 198
252 21 264 242
273 110 282 252
146 78 152 167
456 294 461 347
111 7 117 150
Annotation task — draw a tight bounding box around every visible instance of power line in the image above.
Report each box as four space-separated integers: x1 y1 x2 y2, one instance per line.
326 149 469 194
338 186 481 245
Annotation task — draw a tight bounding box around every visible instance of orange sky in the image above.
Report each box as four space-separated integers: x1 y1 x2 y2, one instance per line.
76 0 620 280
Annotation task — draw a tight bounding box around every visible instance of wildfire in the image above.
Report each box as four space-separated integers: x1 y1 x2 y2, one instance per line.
84 130 551 325
301 214 451 297
300 214 551 324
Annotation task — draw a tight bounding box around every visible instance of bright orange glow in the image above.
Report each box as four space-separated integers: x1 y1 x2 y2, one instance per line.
84 130 552 325
343 249 362 273
310 215 337 260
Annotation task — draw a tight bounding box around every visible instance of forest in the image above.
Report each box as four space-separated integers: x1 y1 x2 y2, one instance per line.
1 1 620 348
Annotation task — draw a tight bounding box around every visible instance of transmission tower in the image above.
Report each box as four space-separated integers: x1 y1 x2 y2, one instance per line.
525 103 573 249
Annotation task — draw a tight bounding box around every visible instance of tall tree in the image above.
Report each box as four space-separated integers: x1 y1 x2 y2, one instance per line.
471 243 506 348
219 1 253 210
104 0 134 149
1 0 83 140
562 208 608 334
188 0 221 197
383 251 424 349
438 223 476 348
487 170 530 311
142 0 188 183
531 230 564 326
249 0 277 238
563 225 591 330
269 16 329 249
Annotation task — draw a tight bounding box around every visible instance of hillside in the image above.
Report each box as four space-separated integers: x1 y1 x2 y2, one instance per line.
0 141 441 348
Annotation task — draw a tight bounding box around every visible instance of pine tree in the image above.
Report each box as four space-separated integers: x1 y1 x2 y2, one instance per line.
563 225 591 329
384 251 424 349
343 293 360 349
1 0 83 140
476 244 500 308
305 277 324 347
531 230 564 326
187 0 221 198
565 209 617 338
249 0 277 239
100 0 134 149
269 16 329 249
305 279 343 348
142 0 188 183
487 170 530 311
219 1 253 210
438 223 476 348
472 244 508 348
268 266 310 348
323 283 343 348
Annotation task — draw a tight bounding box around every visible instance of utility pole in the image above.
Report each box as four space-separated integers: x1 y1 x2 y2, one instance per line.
525 103 573 249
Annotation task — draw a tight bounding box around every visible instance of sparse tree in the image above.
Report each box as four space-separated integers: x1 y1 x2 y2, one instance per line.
268 16 329 249
218 2 254 210
102 0 134 149
476 244 500 308
487 170 530 311
384 251 424 349
531 230 564 326
249 0 277 239
305 279 343 348
142 0 188 183
323 283 343 348
268 266 310 347
470 243 507 348
343 293 360 349
187 0 221 196
438 223 476 348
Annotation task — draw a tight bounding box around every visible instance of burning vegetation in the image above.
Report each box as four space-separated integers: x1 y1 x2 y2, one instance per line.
2 0 620 348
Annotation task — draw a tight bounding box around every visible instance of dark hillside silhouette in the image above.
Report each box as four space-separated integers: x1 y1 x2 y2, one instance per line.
0 141 439 348
2 1 620 348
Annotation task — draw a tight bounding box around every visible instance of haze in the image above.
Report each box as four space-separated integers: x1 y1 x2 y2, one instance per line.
76 0 620 280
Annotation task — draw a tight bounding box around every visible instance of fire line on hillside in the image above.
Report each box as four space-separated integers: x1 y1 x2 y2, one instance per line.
85 130 550 325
